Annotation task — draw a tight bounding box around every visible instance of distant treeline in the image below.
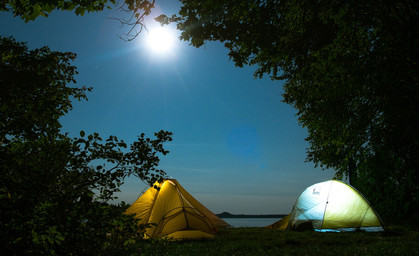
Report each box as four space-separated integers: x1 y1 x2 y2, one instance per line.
217 212 287 219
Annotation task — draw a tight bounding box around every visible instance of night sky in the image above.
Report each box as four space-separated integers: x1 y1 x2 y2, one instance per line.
0 2 334 214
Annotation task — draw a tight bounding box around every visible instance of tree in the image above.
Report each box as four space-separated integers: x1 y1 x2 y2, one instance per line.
0 36 172 254
1 0 156 40
155 0 419 223
1 0 115 20
1 1 174 253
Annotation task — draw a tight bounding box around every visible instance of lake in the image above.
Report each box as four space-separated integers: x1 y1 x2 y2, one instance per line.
221 218 280 228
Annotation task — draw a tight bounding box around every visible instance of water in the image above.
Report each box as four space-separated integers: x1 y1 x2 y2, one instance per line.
222 218 280 228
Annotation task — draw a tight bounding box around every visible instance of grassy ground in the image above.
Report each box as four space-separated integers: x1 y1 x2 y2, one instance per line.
134 226 419 256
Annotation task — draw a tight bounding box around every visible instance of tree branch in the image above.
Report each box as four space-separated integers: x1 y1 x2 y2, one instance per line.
108 0 156 41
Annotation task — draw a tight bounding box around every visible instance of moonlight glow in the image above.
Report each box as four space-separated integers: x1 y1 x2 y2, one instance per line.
145 26 177 54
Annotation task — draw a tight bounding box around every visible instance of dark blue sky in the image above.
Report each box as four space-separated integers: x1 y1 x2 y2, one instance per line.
0 2 334 214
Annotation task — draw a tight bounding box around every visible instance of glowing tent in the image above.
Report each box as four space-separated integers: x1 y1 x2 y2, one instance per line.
267 180 384 232
125 179 229 239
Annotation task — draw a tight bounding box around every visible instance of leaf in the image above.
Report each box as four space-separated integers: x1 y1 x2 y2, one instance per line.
75 6 85 16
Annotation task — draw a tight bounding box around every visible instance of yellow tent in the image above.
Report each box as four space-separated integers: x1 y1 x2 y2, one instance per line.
125 179 229 239
266 214 290 230
267 180 384 232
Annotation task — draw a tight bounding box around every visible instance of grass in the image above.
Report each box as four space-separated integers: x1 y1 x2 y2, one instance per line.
132 226 419 256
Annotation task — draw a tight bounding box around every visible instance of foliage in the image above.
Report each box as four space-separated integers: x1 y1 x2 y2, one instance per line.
1 0 160 41
352 150 419 224
0 36 172 255
0 0 116 21
0 36 88 140
0 0 157 40
157 0 419 224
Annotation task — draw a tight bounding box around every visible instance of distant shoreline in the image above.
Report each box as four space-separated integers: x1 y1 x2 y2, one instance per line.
217 212 286 219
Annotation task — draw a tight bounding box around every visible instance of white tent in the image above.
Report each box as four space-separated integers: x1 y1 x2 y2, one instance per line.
268 180 384 232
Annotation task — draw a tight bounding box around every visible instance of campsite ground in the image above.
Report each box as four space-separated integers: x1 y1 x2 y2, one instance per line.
133 226 419 256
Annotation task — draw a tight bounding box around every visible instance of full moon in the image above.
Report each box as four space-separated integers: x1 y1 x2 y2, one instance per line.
145 26 176 54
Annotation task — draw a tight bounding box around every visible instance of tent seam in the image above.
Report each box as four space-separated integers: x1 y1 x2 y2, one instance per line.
320 180 334 229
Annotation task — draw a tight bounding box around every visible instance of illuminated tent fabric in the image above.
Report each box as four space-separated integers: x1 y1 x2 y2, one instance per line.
266 214 290 230
125 179 229 239
267 180 384 232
